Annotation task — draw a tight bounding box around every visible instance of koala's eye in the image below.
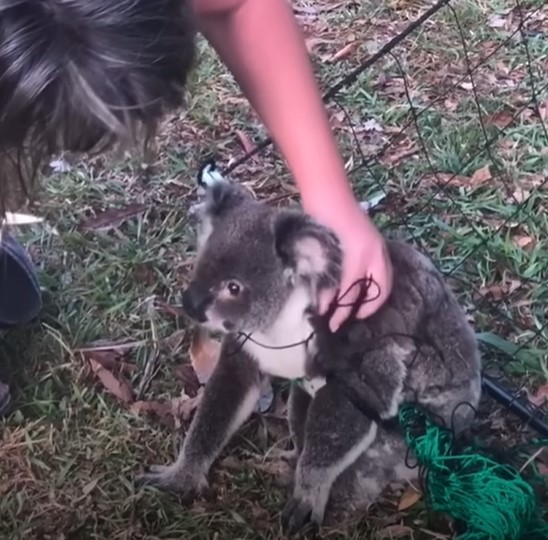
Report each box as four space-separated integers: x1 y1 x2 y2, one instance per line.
227 282 241 296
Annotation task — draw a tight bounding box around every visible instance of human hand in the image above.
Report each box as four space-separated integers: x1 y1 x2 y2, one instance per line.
306 196 393 332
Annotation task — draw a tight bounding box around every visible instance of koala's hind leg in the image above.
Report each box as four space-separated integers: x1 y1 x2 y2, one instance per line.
287 381 312 458
264 381 312 466
262 382 311 492
325 429 416 525
135 345 262 502
281 383 378 534
263 382 310 487
412 350 483 436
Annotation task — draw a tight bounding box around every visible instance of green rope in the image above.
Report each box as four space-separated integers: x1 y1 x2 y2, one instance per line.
398 404 548 540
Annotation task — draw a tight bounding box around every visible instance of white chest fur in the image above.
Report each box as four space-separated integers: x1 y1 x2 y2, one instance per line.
242 287 326 397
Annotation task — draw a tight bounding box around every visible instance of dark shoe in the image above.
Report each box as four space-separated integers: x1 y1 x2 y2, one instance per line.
0 233 42 329
0 379 10 417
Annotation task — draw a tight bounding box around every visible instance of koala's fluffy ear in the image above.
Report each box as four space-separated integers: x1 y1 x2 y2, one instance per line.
196 178 252 219
274 210 342 286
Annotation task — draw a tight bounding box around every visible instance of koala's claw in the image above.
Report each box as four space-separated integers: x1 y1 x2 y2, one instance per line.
281 496 321 536
134 464 207 503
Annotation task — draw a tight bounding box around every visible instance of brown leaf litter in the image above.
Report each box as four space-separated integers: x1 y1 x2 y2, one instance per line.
80 203 148 232
478 278 522 302
78 342 205 429
88 357 134 404
422 164 494 191
234 130 255 154
528 384 548 408
397 484 423 511
189 328 222 385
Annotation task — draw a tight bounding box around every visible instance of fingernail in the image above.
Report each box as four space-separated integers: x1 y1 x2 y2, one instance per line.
319 297 330 315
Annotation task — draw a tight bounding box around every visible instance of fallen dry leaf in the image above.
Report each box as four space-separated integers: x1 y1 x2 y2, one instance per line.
520 107 536 123
133 263 156 286
487 14 508 28
444 98 459 112
511 188 530 203
235 130 255 154
171 388 204 425
327 41 357 62
519 173 545 190
81 203 147 231
174 363 201 396
49 157 71 173
252 458 293 479
362 118 384 132
219 455 243 471
82 478 99 497
380 142 418 167
470 164 492 186
88 358 134 403
512 235 535 250
479 279 522 301
329 110 346 128
425 173 472 188
130 399 175 429
397 485 422 510
130 400 172 417
80 349 137 377
486 110 514 129
529 384 548 407
76 339 146 353
162 329 186 355
189 329 222 385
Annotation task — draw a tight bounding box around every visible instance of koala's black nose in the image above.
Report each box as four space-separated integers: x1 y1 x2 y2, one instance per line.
181 284 212 323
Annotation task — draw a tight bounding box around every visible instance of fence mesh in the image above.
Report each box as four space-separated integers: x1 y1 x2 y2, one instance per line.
218 0 548 442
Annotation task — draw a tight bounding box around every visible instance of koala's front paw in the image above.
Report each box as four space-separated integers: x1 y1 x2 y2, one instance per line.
135 463 208 503
281 491 326 536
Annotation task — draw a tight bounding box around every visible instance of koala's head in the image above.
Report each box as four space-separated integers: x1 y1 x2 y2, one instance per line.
182 177 342 335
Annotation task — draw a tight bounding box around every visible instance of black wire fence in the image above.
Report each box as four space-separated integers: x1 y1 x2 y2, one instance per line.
217 0 548 439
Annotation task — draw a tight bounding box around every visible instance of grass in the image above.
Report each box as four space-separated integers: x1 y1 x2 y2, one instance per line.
1 0 548 538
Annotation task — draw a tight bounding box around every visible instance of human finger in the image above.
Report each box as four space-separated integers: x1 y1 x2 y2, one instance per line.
328 279 359 332
356 295 384 320
355 263 393 320
318 287 336 315
354 276 383 320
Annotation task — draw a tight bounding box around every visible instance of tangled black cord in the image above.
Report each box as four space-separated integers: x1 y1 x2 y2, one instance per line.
223 273 379 358
227 270 534 475
217 272 466 433
219 272 508 500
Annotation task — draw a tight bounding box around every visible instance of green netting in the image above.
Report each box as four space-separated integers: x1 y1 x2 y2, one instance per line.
399 404 548 540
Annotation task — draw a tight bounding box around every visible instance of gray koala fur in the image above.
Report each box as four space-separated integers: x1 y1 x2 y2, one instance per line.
136 174 482 534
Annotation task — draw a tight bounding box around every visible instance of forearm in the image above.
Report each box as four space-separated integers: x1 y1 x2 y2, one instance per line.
191 0 357 214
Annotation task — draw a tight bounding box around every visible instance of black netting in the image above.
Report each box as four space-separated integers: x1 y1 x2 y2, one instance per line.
219 0 548 437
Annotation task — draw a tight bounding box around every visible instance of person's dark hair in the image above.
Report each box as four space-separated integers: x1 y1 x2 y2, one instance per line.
0 0 197 212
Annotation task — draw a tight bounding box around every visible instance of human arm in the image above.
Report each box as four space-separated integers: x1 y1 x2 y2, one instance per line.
191 0 393 330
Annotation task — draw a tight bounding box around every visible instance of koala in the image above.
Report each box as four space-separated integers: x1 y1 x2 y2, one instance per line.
135 171 482 534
